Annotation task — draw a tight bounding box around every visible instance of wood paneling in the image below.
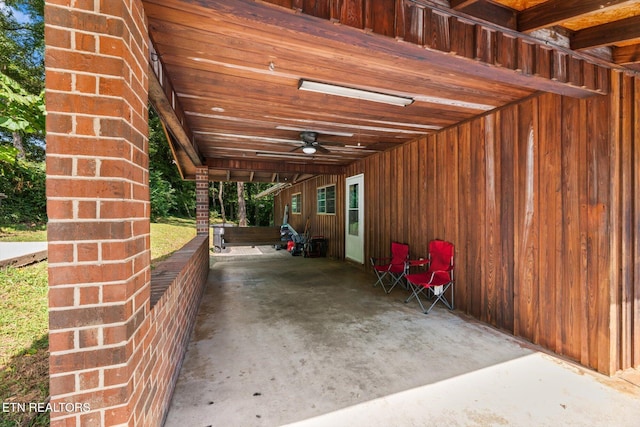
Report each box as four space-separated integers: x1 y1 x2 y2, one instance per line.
610 71 640 372
144 0 624 182
275 70 640 375
274 175 346 259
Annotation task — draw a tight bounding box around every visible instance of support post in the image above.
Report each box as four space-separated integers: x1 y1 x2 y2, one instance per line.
196 167 209 235
45 0 149 424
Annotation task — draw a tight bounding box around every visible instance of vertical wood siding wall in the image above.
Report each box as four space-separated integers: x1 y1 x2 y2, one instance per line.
610 72 640 374
276 71 639 375
275 175 345 259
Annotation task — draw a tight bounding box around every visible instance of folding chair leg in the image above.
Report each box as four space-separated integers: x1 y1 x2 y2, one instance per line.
423 283 454 314
385 273 404 294
372 272 387 289
404 286 427 312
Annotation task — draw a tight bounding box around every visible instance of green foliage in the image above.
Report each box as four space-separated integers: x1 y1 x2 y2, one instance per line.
0 155 46 224
0 71 45 134
0 144 18 163
150 169 177 220
0 0 44 94
1 0 46 163
149 107 196 220
247 182 275 226
210 181 275 226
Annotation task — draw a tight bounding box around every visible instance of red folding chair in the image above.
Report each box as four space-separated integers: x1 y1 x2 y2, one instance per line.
370 242 409 294
405 240 454 313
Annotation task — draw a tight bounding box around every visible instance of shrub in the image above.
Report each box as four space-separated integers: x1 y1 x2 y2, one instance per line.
0 153 46 224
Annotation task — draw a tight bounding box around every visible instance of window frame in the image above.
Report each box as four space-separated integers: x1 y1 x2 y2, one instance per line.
291 192 302 214
316 184 336 215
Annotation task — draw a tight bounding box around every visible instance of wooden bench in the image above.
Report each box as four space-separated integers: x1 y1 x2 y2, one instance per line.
221 226 282 248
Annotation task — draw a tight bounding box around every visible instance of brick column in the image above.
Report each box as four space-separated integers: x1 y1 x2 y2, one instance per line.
45 1 149 425
195 167 209 235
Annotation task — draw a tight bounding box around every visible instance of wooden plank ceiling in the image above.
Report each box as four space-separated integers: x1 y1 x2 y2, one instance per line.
142 0 639 183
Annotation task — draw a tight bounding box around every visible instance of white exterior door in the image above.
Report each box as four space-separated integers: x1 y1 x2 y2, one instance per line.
345 174 364 263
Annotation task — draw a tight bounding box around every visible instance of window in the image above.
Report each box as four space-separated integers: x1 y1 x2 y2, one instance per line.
291 193 301 214
317 185 336 214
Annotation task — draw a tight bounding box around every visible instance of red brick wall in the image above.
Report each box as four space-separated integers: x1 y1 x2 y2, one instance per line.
196 167 210 235
46 0 150 424
45 1 209 425
136 235 209 425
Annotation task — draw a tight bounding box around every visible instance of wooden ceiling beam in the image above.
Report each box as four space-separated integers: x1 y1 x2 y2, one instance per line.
518 0 633 32
449 0 517 29
571 15 640 50
207 158 345 176
147 40 203 167
613 44 640 64
449 0 479 8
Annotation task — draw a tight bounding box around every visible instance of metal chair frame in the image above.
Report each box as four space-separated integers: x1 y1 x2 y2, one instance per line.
370 242 410 294
405 240 454 314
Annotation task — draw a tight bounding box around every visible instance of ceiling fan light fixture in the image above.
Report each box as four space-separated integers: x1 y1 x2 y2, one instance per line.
298 79 414 107
302 145 317 154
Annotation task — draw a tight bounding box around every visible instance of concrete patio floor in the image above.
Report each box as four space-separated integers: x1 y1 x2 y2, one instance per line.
164 247 640 427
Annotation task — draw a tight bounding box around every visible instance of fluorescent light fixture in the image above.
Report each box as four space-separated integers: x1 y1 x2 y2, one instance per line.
275 126 354 137
298 79 414 107
302 146 317 154
255 152 311 160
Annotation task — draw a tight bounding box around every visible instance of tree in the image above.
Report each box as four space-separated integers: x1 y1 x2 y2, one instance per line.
0 0 45 161
148 107 195 219
0 144 46 223
0 1 46 224
246 182 274 226
237 181 247 226
218 182 226 223
0 71 45 158
0 0 44 94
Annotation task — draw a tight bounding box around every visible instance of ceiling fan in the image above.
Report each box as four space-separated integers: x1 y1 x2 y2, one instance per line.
290 131 331 155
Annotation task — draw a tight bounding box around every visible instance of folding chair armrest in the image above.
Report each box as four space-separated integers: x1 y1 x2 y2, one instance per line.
408 259 429 268
370 256 392 265
427 269 453 284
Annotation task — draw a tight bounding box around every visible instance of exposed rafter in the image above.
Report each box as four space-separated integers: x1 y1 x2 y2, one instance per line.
450 0 640 65
148 40 203 168
450 0 479 8
207 158 344 176
517 0 633 32
613 44 640 64
449 0 517 29
571 15 640 50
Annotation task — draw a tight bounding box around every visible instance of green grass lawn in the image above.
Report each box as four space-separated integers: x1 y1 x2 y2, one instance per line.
150 218 197 266
0 218 198 426
0 224 47 242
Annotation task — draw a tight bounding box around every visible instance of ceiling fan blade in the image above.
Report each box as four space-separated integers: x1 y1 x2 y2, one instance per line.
289 146 303 152
316 140 346 147
316 145 331 154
